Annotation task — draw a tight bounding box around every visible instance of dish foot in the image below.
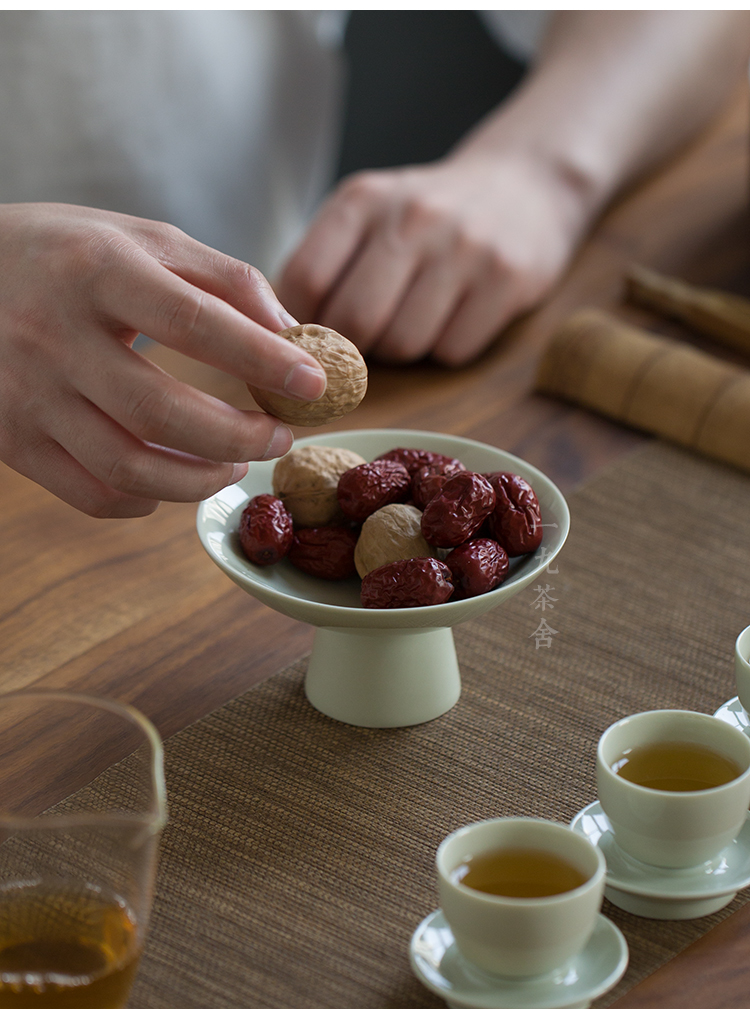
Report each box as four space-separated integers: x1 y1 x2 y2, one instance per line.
305 625 461 727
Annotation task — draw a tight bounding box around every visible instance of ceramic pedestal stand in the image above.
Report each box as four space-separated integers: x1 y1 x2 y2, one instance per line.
306 626 459 727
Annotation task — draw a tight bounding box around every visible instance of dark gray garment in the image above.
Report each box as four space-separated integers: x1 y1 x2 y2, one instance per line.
336 11 528 178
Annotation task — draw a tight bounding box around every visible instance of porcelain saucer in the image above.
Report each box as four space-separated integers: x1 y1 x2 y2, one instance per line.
571 801 750 919
714 696 750 737
409 909 628 1009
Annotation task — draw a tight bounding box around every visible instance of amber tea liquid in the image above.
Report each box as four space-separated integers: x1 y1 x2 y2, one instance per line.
612 740 743 791
452 847 589 898
0 882 140 1008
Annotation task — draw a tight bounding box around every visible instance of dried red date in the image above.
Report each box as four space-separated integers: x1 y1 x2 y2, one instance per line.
361 557 454 608
421 471 496 548
288 526 358 580
485 472 543 556
411 460 466 510
337 460 411 522
375 447 463 477
445 539 509 600
239 494 293 566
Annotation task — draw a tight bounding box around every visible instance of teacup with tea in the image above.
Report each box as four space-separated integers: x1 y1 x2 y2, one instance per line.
733 624 750 719
436 817 606 978
597 709 750 869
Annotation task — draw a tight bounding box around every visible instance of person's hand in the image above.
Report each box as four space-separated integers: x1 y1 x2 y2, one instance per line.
280 8 750 368
277 150 590 366
0 203 327 518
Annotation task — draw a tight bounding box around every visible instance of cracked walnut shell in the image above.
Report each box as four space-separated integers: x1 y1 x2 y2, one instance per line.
272 445 366 527
354 503 439 579
248 324 368 426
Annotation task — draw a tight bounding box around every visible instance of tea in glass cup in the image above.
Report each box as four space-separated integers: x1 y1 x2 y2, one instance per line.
597 709 750 868
436 817 606 977
0 691 167 1007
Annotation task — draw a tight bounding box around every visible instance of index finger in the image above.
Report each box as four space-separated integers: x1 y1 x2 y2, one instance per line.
135 220 299 334
96 245 327 402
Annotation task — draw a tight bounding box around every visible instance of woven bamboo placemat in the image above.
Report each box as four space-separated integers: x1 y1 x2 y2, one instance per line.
130 442 750 1009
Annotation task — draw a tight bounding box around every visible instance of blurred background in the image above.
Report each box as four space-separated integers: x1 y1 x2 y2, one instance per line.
337 11 528 176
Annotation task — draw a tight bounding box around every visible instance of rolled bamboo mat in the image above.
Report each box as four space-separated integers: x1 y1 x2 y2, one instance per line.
536 308 750 474
122 442 750 1009
627 264 750 357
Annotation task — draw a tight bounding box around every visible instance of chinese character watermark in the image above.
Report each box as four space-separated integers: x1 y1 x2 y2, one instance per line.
529 618 559 649
530 584 558 611
529 545 561 647
536 546 559 575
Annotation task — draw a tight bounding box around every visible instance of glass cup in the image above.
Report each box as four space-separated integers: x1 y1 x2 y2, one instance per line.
596 709 750 869
0 690 167 1007
436 817 606 978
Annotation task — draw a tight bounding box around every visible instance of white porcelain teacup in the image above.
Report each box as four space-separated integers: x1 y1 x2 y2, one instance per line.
436 817 606 978
734 625 750 718
597 709 750 869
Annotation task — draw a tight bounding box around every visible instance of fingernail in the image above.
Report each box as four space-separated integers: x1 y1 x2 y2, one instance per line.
284 363 327 401
262 425 293 460
279 311 299 330
230 463 249 484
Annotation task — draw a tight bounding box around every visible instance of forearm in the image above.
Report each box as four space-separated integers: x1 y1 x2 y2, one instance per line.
452 11 750 220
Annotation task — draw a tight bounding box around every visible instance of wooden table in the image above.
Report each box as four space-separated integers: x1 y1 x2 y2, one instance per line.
1 90 748 1008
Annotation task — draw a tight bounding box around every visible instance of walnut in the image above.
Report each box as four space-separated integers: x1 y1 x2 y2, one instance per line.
354 503 438 579
272 445 366 527
248 324 368 426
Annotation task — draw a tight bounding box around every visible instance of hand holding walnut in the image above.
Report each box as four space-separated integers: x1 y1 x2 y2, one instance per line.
247 324 367 426
0 203 327 517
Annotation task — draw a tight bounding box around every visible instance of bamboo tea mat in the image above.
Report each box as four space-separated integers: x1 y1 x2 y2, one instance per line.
129 441 750 1009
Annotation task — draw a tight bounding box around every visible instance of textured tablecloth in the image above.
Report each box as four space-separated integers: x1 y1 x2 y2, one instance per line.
128 442 750 1009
